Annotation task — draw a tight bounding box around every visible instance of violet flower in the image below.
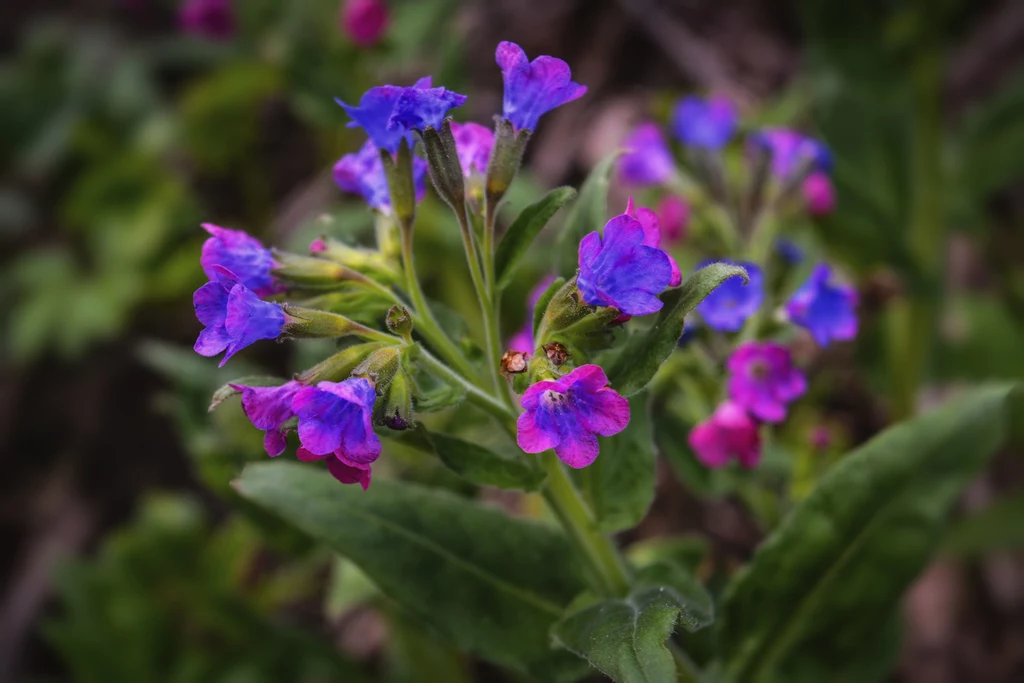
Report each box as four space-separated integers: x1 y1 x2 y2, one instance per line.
200 224 275 296
232 381 304 456
694 260 763 332
291 378 381 464
194 267 285 367
298 446 373 490
496 41 587 132
333 139 428 212
672 95 737 150
618 122 675 187
786 263 857 347
750 128 831 179
449 121 494 178
726 342 807 423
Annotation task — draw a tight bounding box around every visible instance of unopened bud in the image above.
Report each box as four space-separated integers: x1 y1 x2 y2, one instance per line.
420 119 466 213
501 350 529 375
271 250 365 288
385 304 413 339
485 118 530 205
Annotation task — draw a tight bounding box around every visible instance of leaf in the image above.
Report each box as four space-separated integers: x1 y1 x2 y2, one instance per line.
552 561 713 683
556 151 621 274
608 263 749 397
716 385 1021 683
495 186 576 289
235 462 589 681
533 276 566 338
208 376 284 412
427 430 546 492
574 392 656 532
942 493 1024 558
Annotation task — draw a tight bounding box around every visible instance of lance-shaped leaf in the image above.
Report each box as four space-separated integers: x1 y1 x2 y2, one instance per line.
608 263 748 397
496 186 576 289
427 430 546 492
557 151 621 274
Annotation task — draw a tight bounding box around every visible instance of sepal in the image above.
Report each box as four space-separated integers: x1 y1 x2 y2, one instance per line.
353 346 414 429
271 250 367 289
295 341 392 384
282 304 392 342
485 118 530 205
379 139 417 226
419 119 466 213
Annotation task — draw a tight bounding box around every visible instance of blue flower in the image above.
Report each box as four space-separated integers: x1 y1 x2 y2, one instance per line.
200 224 275 296
333 139 428 213
193 266 285 366
695 260 763 332
750 128 831 179
672 96 737 149
618 122 675 187
577 213 673 316
775 238 804 265
291 378 381 463
786 263 857 346
232 380 304 456
496 41 587 132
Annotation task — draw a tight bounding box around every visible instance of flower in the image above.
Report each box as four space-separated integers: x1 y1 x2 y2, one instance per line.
656 194 689 244
508 275 556 353
340 0 388 47
802 171 836 216
333 139 428 213
291 378 381 463
389 87 468 134
750 128 831 179
625 198 681 287
496 41 587 132
577 212 673 316
775 238 804 265
200 224 275 296
618 122 675 187
694 261 763 332
689 401 761 468
671 95 737 149
179 0 234 39
516 365 629 468
726 342 806 422
298 446 373 490
194 267 285 366
232 381 304 456
786 263 857 346
449 121 494 177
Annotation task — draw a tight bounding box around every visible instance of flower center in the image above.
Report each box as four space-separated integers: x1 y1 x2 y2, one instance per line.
541 389 567 407
748 360 768 380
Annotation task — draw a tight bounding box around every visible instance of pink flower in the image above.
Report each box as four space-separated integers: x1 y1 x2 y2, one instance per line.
689 402 761 469
726 342 806 423
340 0 389 48
656 195 689 244
802 172 836 216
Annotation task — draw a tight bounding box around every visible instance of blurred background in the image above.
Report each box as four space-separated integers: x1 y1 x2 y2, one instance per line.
1 0 1022 681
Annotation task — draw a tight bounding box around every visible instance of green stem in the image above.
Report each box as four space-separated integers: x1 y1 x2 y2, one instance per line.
416 346 510 422
456 209 504 393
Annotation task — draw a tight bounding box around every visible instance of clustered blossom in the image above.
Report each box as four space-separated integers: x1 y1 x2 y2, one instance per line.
786 263 858 346
333 139 428 213
618 122 675 187
695 261 763 332
496 41 587 132
194 266 285 367
672 95 737 149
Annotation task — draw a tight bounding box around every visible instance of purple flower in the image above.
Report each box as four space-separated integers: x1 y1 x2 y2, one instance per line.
200 224 275 296
298 446 373 490
333 139 428 212
689 401 761 469
750 128 831 179
496 41 587 132
194 267 285 367
517 365 629 468
389 87 468 134
625 198 681 287
292 378 381 464
340 0 389 48
618 122 675 187
694 261 763 332
726 342 806 423
232 381 304 456
786 263 857 347
449 121 494 177
672 96 737 149
802 171 836 215
179 0 234 39
775 238 804 265
577 212 673 317
507 274 556 353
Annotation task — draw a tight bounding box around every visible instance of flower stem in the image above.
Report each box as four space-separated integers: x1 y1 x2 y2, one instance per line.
456 209 504 393
416 346 511 422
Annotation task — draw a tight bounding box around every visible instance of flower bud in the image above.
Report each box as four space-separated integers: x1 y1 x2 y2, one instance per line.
485 118 530 206
282 304 391 342
309 236 400 284
385 304 413 339
379 139 417 227
353 347 413 429
295 341 391 383
271 250 368 289
419 119 466 214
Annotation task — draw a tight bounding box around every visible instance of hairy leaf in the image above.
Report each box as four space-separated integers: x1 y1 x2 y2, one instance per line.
428 430 545 492
496 186 576 289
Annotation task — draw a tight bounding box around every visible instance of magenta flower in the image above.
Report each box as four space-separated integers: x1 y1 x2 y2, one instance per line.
517 365 629 468
232 381 304 456
750 128 831 179
200 224 275 296
179 0 234 39
496 41 587 132
625 198 681 287
618 122 675 187
672 95 737 150
689 401 761 469
298 446 373 490
726 342 806 423
656 194 689 244
786 263 858 347
802 172 836 216
340 0 389 47
694 260 763 332
194 267 285 367
449 121 494 177
292 378 381 465
333 139 428 213
508 274 556 353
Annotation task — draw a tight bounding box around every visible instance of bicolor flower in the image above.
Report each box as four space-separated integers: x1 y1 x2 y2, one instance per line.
656 194 689 244
726 342 807 423
496 41 587 132
750 128 831 179
625 198 681 287
802 171 836 216
179 0 234 39
449 121 494 178
508 274 556 353
689 401 761 469
578 212 673 317
517 365 629 468
694 261 763 332
340 0 388 48
232 380 304 456
291 378 381 465
194 267 285 366
333 139 428 213
618 122 675 187
200 224 275 296
786 263 857 346
672 95 737 149
298 446 373 490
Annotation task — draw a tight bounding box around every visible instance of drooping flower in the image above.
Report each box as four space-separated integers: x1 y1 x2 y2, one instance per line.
689 401 761 469
508 275 556 353
496 41 587 132
333 139 428 213
786 263 857 347
200 224 275 296
750 128 831 180
298 446 373 490
291 378 381 464
671 95 737 150
517 365 629 468
449 121 494 178
340 0 389 48
194 267 285 367
618 122 675 187
726 342 807 423
802 171 836 216
577 213 673 316
625 198 681 287
179 0 234 39
656 194 689 244
694 261 763 332
232 381 304 456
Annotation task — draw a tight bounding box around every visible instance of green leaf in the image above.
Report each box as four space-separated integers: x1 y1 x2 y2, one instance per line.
717 385 1021 683
575 392 656 532
557 151 621 274
552 561 713 683
495 186 576 289
208 376 284 412
942 493 1024 558
427 430 546 492
608 263 749 396
533 276 566 339
235 462 589 681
